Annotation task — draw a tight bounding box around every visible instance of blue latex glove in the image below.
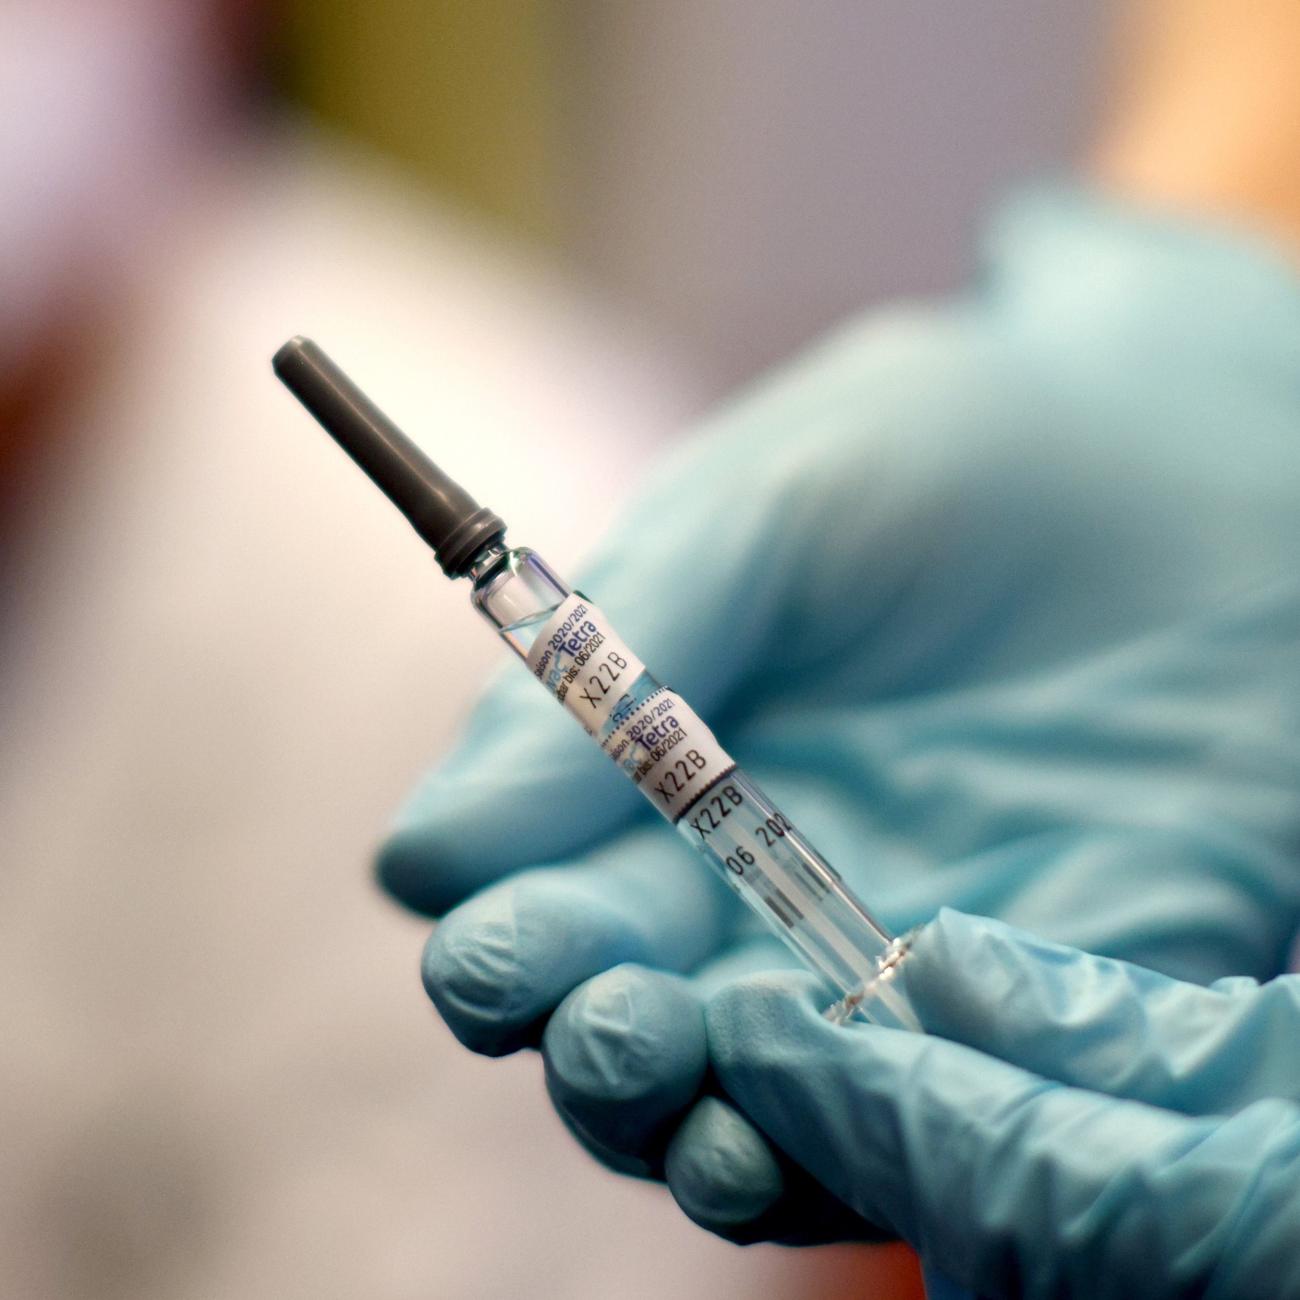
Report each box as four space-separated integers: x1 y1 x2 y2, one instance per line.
378 189 1300 1242
707 907 1300 1298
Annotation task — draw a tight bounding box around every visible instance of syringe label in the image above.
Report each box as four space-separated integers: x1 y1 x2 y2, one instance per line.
604 690 735 822
525 595 647 735
524 595 735 821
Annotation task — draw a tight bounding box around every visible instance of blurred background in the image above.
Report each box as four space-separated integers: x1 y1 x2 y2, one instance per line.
0 3 1104 1297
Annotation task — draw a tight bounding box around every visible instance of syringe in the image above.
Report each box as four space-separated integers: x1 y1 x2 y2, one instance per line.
273 338 920 1032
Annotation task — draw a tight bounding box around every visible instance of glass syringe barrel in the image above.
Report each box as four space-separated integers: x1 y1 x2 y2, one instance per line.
273 338 920 1032
471 546 920 1030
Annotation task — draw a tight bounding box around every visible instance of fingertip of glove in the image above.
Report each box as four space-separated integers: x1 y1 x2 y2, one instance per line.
376 770 519 917
545 967 706 1108
376 789 531 917
665 1097 786 1238
907 907 1083 1038
421 918 515 1056
420 872 658 1056
923 906 1068 970
376 824 450 916
542 968 708 1177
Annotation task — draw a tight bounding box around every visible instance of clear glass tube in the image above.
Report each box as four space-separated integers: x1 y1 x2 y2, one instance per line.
469 544 920 1032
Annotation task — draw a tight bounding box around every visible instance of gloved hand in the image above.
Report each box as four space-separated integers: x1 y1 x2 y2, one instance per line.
378 190 1300 1242
707 907 1300 1298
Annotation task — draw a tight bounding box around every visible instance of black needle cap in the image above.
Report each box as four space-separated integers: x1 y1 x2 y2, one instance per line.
273 337 506 576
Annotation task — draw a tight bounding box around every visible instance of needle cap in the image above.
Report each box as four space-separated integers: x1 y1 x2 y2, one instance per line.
273 336 506 576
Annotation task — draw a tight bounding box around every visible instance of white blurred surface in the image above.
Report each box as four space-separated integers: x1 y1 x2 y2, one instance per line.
0 123 839 1300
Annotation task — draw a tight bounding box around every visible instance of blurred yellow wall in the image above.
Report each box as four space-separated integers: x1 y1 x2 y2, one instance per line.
284 0 563 243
